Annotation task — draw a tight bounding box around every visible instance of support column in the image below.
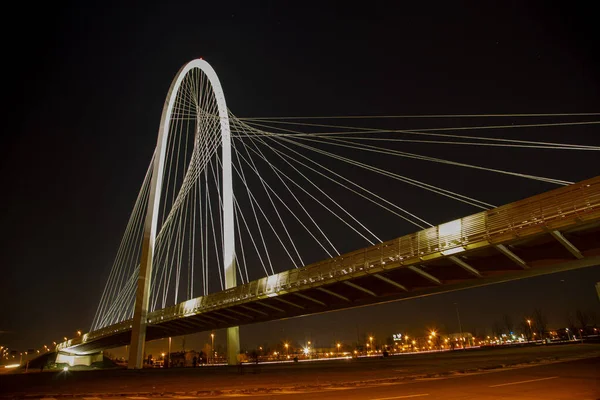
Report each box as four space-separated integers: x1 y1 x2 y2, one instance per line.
221 101 239 365
225 256 240 365
128 147 166 369
227 326 240 365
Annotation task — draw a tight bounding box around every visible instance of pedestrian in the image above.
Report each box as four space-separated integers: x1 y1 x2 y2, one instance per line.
192 355 197 367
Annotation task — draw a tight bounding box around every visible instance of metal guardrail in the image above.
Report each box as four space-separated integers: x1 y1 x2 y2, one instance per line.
65 176 600 349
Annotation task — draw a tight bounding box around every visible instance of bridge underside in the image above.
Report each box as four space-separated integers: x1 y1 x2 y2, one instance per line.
67 220 600 355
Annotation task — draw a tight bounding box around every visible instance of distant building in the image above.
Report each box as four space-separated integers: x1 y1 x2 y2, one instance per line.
444 332 474 347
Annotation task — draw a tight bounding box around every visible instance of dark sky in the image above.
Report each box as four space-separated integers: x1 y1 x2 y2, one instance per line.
2 1 599 354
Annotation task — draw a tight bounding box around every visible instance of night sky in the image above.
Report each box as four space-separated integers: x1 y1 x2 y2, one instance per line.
2 2 599 355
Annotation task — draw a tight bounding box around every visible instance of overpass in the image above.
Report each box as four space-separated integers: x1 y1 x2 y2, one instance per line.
59 174 600 355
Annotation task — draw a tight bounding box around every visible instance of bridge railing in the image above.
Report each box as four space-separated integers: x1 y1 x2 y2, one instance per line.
185 176 600 314
92 176 600 338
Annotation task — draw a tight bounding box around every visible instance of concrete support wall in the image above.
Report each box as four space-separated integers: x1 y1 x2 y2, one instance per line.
56 351 103 367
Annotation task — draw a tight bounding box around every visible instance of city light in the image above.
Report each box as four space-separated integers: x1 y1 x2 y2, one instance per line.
210 333 215 365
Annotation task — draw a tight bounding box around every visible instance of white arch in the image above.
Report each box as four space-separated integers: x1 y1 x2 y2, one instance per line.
128 59 237 369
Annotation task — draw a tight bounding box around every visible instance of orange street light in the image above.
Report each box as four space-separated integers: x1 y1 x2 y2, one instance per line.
210 333 215 364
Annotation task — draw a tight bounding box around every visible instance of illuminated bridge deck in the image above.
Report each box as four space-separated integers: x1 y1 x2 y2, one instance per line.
60 176 600 354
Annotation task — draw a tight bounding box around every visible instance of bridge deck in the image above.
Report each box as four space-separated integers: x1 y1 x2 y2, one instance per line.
60 176 600 354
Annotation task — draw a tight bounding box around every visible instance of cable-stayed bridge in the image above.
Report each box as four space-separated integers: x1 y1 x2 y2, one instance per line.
55 59 600 368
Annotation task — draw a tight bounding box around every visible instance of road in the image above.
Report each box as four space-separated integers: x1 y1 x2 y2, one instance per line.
1 343 598 399
242 357 599 400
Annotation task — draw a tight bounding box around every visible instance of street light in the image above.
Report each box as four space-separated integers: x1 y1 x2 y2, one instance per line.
454 303 463 348
284 343 289 356
77 330 82 336
337 343 341 354
210 333 215 365
369 336 373 353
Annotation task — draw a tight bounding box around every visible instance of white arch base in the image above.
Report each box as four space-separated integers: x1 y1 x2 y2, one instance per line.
128 58 239 369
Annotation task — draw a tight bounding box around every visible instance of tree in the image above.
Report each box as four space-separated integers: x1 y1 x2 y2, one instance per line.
470 327 480 342
503 314 514 335
532 308 547 339
518 320 531 340
566 316 578 340
385 336 394 347
492 321 503 338
576 309 590 336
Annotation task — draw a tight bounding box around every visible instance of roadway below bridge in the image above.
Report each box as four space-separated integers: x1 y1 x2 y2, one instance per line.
1 343 598 399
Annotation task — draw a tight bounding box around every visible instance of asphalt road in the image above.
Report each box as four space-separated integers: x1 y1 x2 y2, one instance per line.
1 343 598 399
243 357 599 400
